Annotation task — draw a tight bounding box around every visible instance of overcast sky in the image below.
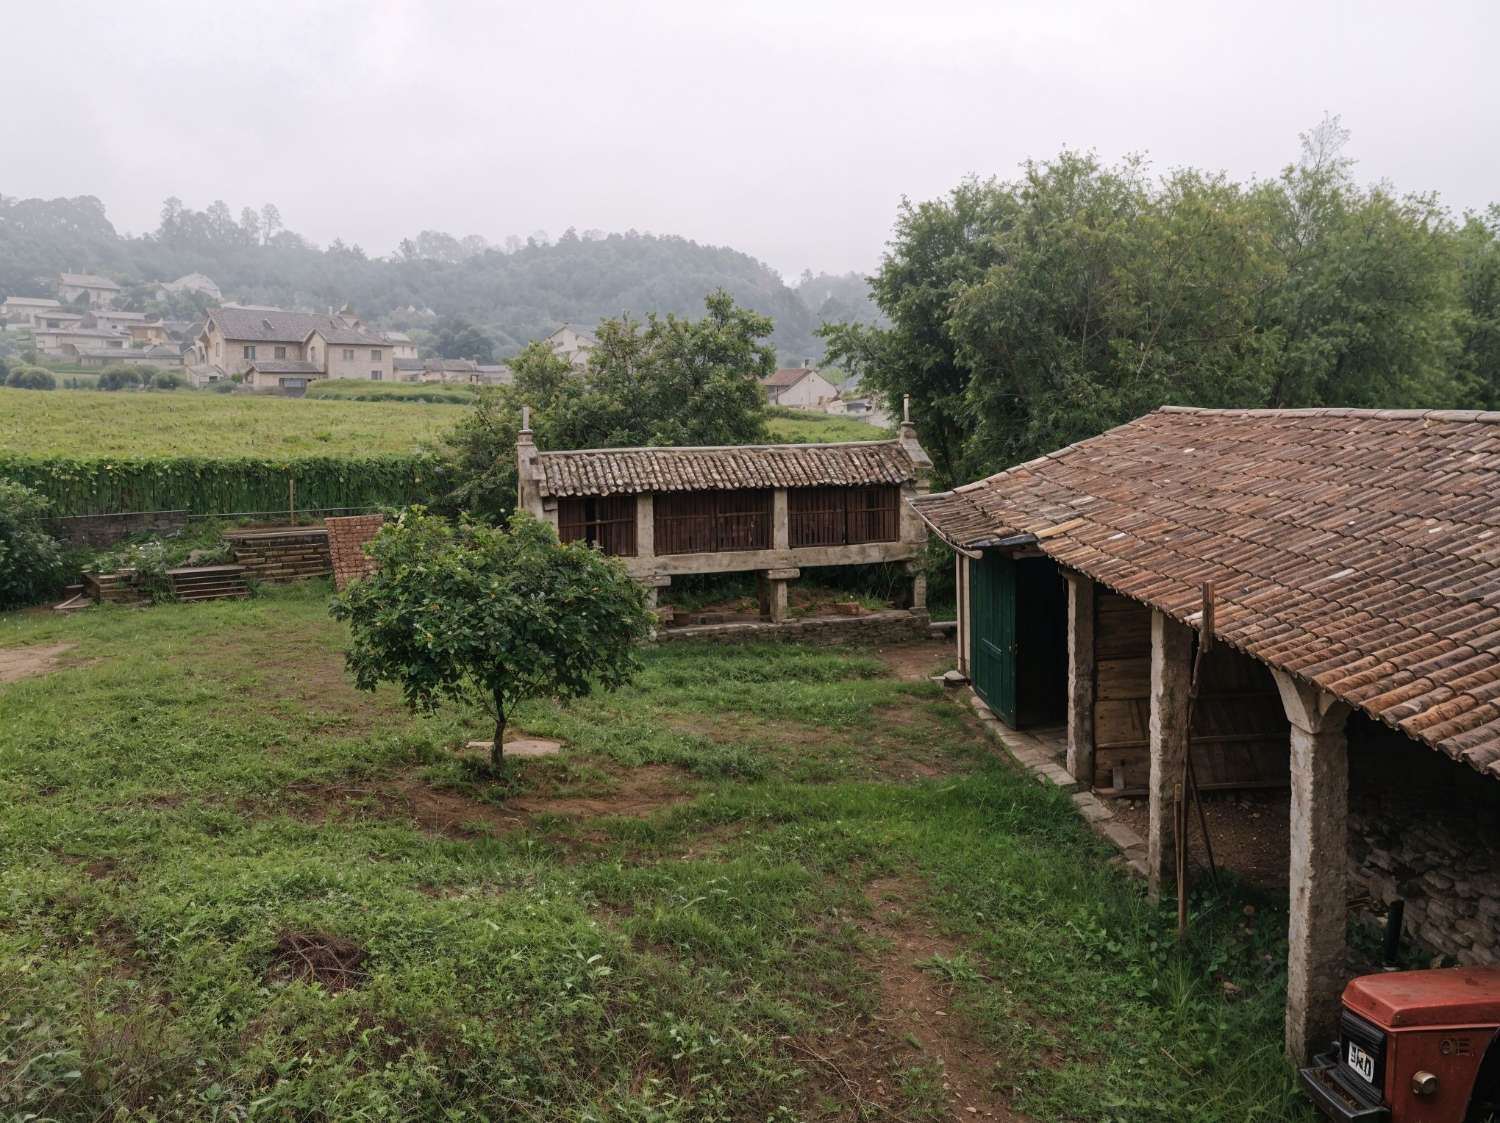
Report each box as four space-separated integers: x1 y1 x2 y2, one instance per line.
3 0 1496 278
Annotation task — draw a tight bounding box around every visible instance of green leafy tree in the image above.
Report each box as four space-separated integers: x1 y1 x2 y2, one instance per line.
825 123 1471 485
0 481 65 610
331 509 653 772
6 365 56 390
440 290 773 521
1456 206 1500 408
430 316 496 363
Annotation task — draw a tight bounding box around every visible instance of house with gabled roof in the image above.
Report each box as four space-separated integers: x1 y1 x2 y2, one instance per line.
57 272 122 308
544 324 597 369
761 365 838 409
190 303 394 389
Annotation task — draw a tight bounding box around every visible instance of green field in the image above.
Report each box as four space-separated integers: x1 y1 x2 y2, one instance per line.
0 585 1307 1121
0 387 468 458
766 406 889 442
0 388 882 460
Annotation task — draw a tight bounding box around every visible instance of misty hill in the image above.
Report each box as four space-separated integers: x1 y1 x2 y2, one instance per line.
0 195 879 359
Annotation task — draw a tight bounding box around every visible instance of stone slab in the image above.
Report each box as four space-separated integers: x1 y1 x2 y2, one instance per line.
465 738 563 759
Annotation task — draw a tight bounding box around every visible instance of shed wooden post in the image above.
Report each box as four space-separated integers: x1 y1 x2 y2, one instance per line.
1273 669 1351 1062
955 555 970 677
1064 572 1096 784
1147 609 1193 902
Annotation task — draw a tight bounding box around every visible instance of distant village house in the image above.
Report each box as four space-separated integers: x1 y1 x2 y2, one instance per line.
57 272 121 308
191 304 395 391
761 364 838 409
545 324 597 369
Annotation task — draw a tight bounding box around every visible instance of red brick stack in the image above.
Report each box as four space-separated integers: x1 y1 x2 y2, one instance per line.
325 515 385 591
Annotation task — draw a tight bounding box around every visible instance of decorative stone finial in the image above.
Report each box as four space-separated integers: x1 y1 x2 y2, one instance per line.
521 405 532 432
903 394 911 424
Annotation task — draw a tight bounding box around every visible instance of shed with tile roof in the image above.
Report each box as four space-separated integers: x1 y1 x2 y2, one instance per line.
913 405 1500 1062
518 409 934 620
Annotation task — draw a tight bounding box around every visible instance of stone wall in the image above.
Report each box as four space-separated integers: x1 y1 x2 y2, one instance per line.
1347 713 1500 966
325 514 385 590
48 510 189 547
655 609 930 646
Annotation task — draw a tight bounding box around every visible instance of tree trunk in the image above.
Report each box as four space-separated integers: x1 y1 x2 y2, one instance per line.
491 693 506 772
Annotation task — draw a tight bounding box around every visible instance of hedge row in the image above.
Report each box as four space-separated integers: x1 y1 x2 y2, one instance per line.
0 454 446 518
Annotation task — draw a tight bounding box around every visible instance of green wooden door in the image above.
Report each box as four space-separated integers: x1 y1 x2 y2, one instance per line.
971 551 1018 725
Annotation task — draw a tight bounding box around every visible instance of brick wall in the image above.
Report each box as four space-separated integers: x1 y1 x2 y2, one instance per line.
325 515 385 590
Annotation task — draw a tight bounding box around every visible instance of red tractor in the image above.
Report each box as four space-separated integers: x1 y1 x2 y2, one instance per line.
1300 967 1500 1122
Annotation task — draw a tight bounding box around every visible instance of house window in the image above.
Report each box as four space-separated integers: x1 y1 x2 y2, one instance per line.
788 485 901 547
654 490 772 555
370 349 381 361
342 349 354 361
370 370 382 381
214 342 221 358
274 345 287 359
558 496 637 556
243 344 256 360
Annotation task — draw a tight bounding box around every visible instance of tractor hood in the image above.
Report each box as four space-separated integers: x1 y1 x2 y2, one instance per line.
1345 967 1500 1029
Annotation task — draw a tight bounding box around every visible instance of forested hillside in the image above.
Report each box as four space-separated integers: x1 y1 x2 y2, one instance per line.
0 196 845 359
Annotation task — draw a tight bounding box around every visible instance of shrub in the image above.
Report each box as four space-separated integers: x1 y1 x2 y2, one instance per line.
0 480 65 610
98 366 144 391
332 509 653 771
6 365 57 390
149 370 184 390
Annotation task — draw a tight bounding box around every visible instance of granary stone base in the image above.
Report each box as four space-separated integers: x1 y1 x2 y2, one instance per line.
654 609 930 646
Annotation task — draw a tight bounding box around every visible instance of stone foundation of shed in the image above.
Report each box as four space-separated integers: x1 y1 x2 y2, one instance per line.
654 608 930 646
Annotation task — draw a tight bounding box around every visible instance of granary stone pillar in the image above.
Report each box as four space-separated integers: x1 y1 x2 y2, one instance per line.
904 561 927 612
635 493 655 560
758 567 798 623
772 488 790 553
1064 572 1096 785
1147 609 1193 902
1273 668 1352 1062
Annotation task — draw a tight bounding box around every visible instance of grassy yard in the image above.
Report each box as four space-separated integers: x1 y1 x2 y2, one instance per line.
0 585 1309 1121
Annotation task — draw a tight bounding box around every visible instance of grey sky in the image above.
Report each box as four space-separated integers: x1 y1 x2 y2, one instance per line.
3 0 1496 278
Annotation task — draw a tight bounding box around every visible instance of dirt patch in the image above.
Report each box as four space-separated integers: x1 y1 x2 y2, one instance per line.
266 930 368 992
287 764 692 838
876 639 954 683
0 642 77 684
801 876 1021 1120
1112 789 1291 892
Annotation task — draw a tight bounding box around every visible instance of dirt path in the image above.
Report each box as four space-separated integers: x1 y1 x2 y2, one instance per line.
809 876 1022 1121
877 638 954 683
0 642 76 684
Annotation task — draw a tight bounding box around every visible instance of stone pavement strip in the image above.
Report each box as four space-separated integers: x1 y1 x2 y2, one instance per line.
964 688 1148 879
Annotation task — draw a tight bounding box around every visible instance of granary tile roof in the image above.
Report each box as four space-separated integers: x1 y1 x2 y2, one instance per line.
911 406 1500 777
535 439 922 498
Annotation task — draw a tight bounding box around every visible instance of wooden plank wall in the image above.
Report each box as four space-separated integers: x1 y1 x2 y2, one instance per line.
1092 590 1289 794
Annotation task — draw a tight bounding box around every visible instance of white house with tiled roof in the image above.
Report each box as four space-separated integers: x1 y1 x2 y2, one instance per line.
761 365 838 408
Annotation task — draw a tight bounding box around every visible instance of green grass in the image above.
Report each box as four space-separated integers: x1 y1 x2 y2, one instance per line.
0 386 468 458
305 380 481 404
765 407 890 443
0 585 1309 1121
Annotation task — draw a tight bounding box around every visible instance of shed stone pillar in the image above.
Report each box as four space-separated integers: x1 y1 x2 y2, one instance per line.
1064 572 1096 784
1147 609 1193 902
1273 669 1352 1062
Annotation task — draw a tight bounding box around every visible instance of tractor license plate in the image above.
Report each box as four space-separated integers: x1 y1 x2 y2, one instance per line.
1346 1040 1376 1084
